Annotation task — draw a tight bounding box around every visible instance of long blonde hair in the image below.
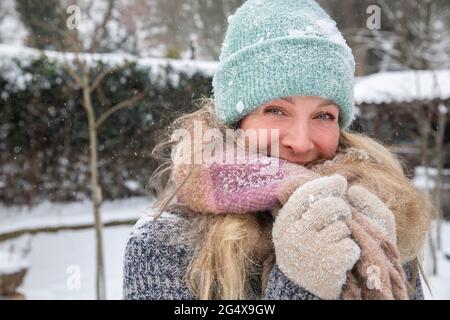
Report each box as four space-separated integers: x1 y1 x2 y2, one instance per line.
148 96 435 299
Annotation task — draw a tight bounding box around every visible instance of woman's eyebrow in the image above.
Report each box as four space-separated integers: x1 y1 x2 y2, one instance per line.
280 97 295 104
317 99 337 108
278 97 336 107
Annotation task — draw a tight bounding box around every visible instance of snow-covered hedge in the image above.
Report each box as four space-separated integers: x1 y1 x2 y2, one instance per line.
0 45 215 205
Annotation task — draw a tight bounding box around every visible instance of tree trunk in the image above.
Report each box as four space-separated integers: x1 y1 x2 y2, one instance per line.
433 103 447 251
416 103 438 275
82 85 106 300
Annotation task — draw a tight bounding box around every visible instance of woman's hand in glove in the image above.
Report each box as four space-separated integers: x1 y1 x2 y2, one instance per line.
272 174 361 300
346 185 397 244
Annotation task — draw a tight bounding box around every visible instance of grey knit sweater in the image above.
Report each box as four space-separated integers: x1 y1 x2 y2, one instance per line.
122 211 424 300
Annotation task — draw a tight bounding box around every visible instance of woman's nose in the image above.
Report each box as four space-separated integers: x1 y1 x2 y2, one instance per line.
280 124 314 155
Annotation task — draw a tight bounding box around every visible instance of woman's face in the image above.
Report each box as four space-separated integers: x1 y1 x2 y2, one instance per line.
239 96 340 165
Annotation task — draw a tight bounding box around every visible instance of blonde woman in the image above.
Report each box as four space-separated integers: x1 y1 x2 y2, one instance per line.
123 0 434 300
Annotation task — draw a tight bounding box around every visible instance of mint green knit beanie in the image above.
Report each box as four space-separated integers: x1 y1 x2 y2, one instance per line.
212 0 356 129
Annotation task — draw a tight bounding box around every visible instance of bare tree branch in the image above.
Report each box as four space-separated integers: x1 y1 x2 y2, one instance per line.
61 60 83 85
89 60 134 93
89 0 115 53
95 86 149 129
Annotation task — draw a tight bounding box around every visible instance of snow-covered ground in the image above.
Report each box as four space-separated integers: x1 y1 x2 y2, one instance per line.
0 196 152 237
0 198 449 299
422 221 450 300
0 197 178 299
7 225 132 299
0 197 155 299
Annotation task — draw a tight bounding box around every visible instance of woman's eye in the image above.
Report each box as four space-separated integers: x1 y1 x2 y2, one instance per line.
264 107 284 116
316 112 336 121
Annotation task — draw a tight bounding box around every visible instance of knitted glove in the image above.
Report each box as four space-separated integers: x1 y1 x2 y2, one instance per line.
347 185 397 244
343 185 407 299
272 174 361 300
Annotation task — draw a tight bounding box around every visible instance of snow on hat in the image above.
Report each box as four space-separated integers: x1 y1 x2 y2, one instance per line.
212 0 356 129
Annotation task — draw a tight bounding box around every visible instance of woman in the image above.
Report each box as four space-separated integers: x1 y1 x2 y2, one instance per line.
122 0 434 300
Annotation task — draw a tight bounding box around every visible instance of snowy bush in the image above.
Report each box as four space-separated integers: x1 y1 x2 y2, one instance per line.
0 46 214 205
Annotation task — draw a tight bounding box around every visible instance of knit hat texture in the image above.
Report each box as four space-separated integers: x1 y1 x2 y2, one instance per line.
212 0 356 128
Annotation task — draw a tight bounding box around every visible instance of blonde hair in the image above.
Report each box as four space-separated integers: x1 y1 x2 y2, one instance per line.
148 96 435 299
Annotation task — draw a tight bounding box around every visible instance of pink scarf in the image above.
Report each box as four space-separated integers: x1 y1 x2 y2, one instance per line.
172 152 319 215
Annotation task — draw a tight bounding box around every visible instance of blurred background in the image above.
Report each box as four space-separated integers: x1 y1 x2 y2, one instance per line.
0 0 449 300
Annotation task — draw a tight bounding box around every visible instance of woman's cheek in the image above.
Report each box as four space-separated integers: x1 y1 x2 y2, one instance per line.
241 120 280 152
312 125 339 157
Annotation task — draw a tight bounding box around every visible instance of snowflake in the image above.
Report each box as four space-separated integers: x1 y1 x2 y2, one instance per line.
235 101 245 114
